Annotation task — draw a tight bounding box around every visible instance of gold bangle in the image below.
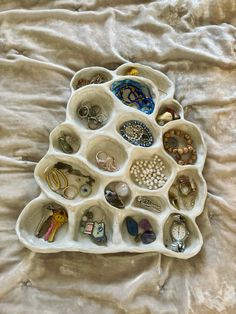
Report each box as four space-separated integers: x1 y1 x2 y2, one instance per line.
46 169 60 191
45 168 68 191
56 169 68 189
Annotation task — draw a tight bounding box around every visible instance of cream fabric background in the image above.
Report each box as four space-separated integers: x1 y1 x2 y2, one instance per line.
0 0 236 313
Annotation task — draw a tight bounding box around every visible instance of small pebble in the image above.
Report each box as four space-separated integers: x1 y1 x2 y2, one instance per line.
141 230 156 244
139 219 152 231
126 217 138 236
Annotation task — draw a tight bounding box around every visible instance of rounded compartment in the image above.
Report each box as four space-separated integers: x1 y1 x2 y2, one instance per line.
121 210 158 247
16 197 69 250
116 63 174 100
110 77 157 115
104 181 131 209
75 202 114 248
115 112 160 148
35 155 99 205
168 168 207 216
67 85 114 131
49 123 80 154
86 135 128 173
128 147 175 191
129 152 172 190
162 120 206 168
156 100 183 126
163 213 202 255
71 67 113 91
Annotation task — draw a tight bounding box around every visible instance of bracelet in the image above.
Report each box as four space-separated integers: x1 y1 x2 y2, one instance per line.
45 168 68 192
163 129 197 165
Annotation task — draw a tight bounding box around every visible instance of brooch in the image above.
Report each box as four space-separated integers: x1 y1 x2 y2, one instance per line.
120 120 153 147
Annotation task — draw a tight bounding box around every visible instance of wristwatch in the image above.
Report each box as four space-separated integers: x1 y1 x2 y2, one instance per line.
170 214 189 252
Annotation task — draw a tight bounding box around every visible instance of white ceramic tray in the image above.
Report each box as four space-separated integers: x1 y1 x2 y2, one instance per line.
16 63 207 259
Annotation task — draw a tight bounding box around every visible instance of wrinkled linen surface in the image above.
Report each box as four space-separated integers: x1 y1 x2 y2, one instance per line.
0 0 236 313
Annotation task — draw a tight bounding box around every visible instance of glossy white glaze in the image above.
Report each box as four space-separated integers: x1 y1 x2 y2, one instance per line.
16 63 207 259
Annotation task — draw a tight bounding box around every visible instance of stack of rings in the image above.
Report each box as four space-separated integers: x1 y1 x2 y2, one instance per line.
77 103 108 130
163 129 197 165
96 151 118 172
45 168 78 199
58 132 79 154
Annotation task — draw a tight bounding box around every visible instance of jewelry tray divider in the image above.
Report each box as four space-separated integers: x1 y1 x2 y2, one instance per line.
16 63 207 259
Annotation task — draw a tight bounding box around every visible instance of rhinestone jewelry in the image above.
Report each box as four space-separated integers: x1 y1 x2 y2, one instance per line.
130 155 168 190
111 79 155 114
120 120 153 147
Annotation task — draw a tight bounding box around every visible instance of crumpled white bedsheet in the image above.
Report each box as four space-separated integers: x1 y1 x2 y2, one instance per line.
0 0 236 313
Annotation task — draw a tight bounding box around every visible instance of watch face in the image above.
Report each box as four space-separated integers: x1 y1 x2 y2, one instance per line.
171 222 187 241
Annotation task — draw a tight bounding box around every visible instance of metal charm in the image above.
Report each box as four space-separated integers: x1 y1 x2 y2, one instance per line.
136 196 161 212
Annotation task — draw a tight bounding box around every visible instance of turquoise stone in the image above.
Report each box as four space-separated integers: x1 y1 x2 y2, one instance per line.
126 216 138 236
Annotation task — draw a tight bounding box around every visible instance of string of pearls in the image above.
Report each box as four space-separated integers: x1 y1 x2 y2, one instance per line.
130 155 168 190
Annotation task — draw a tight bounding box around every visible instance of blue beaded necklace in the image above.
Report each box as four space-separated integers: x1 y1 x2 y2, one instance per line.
111 79 155 114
